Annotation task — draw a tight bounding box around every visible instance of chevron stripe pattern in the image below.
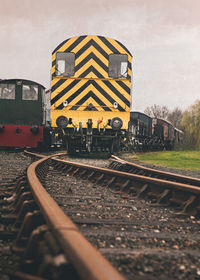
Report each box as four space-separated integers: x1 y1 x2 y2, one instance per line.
51 35 132 112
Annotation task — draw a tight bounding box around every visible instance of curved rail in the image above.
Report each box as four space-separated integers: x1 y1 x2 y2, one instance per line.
110 155 200 187
27 155 125 280
46 156 200 216
52 157 200 194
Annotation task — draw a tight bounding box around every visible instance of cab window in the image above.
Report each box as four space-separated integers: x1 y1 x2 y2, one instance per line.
109 54 128 78
22 85 38 100
0 84 15 99
56 52 75 77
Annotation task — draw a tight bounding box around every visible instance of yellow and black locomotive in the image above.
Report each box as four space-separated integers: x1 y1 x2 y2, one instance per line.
51 35 133 154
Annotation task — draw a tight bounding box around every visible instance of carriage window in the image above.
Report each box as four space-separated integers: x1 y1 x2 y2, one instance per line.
109 54 128 78
56 52 75 77
22 85 38 100
0 84 15 99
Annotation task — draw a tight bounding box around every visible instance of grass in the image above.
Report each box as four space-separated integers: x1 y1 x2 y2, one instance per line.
130 150 200 171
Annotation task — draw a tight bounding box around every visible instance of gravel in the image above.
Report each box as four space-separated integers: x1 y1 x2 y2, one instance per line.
0 151 31 279
44 156 200 280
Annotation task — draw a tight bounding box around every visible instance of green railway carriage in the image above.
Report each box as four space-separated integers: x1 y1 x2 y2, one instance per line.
0 79 50 148
51 35 133 153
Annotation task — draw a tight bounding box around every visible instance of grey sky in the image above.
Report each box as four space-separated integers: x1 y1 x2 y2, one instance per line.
0 0 200 112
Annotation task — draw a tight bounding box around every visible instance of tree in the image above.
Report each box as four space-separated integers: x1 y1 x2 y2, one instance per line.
144 104 169 119
168 107 183 129
181 100 200 149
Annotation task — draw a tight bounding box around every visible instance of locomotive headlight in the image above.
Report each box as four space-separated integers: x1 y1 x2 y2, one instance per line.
30 126 39 135
56 116 68 128
110 117 123 131
63 100 68 107
113 102 118 109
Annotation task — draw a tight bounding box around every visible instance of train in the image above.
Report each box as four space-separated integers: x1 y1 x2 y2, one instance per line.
0 79 51 148
129 111 183 151
50 35 133 154
0 36 183 153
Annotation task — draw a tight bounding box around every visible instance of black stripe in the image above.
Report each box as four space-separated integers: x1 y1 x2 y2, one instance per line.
115 81 130 94
102 80 130 107
76 39 109 60
51 79 66 93
51 79 81 105
52 38 110 77
98 36 120 54
70 91 111 111
65 80 90 103
52 36 87 67
115 39 132 56
55 80 91 109
91 80 125 112
75 52 108 73
52 79 126 112
79 66 104 78
64 35 87 52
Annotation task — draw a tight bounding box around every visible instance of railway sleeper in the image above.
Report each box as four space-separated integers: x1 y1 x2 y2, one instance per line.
169 190 194 208
87 171 96 180
180 195 199 216
0 201 41 240
1 180 27 200
70 167 80 176
63 165 74 174
119 179 131 192
137 183 150 198
127 187 137 196
14 211 45 250
1 200 38 228
106 176 116 188
77 169 88 178
2 191 33 213
109 179 131 192
156 189 172 205
16 225 79 280
96 173 105 183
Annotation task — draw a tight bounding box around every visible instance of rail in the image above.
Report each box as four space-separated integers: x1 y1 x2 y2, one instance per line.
27 155 125 280
110 155 200 186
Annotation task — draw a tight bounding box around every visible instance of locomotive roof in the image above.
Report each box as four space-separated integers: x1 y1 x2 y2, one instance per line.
52 35 132 57
0 79 45 89
131 111 152 118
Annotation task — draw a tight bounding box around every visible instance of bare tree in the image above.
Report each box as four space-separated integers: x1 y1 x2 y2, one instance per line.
144 104 169 119
168 107 183 128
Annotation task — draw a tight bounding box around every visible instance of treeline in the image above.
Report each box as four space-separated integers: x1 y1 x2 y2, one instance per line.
144 100 200 149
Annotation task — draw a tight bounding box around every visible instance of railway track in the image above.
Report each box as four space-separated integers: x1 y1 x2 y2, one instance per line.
52 154 200 216
42 154 200 279
110 155 200 186
0 151 124 280
0 151 200 279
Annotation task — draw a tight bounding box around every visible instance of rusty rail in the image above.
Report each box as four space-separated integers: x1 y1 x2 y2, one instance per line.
47 156 200 216
110 155 200 187
52 157 200 195
27 155 125 280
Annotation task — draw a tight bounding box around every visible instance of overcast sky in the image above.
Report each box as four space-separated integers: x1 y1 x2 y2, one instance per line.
1 0 200 112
